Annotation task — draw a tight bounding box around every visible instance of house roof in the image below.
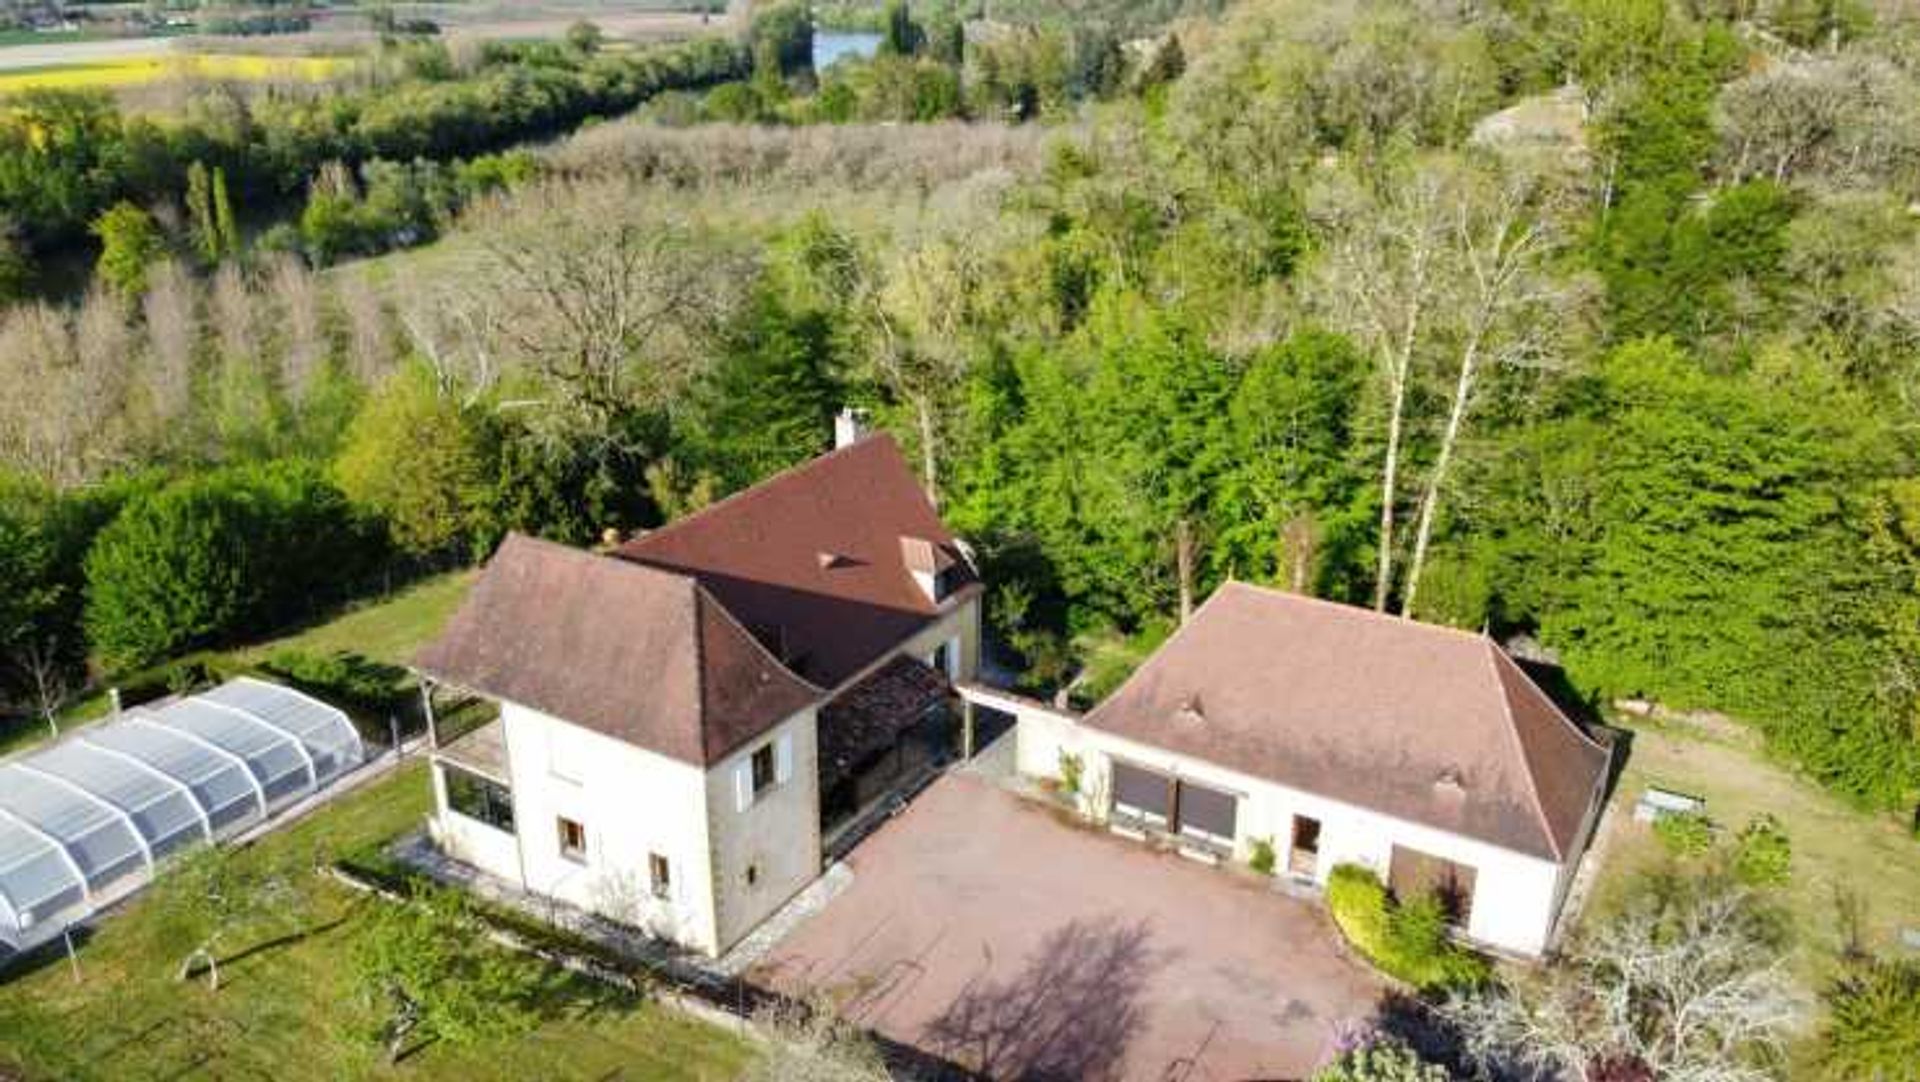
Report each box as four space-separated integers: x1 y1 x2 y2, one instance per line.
1083 582 1609 861
617 434 977 690
415 533 819 767
817 654 952 792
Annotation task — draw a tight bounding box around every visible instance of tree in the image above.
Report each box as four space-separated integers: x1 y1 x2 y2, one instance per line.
354 887 538 1063
565 20 603 55
155 845 306 992
1400 161 1575 619
90 202 165 296
334 365 490 559
1306 160 1457 611
1442 872 1802 1082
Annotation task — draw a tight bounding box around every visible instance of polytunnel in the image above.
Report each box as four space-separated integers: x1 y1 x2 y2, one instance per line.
0 677 364 955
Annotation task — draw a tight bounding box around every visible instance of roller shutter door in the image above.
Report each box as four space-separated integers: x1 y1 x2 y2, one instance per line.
1111 761 1172 827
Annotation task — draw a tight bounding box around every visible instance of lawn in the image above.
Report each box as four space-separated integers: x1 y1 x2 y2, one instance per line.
0 571 475 761
0 762 756 1081
1585 717 1920 983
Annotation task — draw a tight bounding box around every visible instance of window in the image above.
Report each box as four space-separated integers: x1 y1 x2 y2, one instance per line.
745 862 759 887
751 743 777 796
557 816 587 863
443 766 514 834
649 853 671 900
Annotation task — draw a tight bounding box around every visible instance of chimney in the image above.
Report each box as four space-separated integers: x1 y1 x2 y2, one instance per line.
834 407 870 450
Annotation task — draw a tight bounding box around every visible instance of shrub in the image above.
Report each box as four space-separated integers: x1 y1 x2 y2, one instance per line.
1249 836 1276 876
1819 956 1920 1080
1314 1034 1449 1082
1653 810 1715 856
1733 814 1792 887
85 462 384 669
1325 864 1489 991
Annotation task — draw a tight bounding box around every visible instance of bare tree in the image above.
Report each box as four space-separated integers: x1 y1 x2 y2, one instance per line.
1307 162 1453 611
268 254 326 404
337 271 396 384
141 259 200 425
478 210 741 452
1442 876 1804 1082
13 638 72 740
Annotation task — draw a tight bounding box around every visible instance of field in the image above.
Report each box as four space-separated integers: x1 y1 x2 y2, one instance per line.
0 52 354 93
1585 717 1920 984
0 761 755 1081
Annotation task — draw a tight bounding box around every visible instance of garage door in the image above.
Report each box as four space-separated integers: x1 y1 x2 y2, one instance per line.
1388 845 1477 925
1175 780 1237 846
1111 761 1172 828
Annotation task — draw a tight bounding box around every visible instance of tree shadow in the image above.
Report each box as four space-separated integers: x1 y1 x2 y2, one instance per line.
919 916 1162 1082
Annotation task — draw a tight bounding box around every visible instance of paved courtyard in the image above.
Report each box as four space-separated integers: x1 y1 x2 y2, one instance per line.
752 772 1386 1081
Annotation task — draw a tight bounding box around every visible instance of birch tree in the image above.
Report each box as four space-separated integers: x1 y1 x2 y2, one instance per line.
1400 164 1576 619
1307 161 1453 611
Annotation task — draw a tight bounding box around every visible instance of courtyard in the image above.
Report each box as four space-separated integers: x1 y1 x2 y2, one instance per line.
753 770 1387 1081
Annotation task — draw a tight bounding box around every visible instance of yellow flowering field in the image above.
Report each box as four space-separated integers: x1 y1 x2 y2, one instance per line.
0 53 353 93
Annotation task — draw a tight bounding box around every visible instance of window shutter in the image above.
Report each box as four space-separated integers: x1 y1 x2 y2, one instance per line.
735 760 753 812
775 732 793 785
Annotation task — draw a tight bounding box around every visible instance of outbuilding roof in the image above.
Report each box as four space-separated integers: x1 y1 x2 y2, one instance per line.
1083 582 1609 861
618 434 977 689
415 534 820 767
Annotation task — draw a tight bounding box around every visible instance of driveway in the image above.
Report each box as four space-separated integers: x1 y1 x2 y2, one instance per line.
752 772 1386 1081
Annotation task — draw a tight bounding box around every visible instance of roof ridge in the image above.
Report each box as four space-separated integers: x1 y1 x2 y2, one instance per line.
1219 579 1491 644
621 434 902 555
1482 639 1564 861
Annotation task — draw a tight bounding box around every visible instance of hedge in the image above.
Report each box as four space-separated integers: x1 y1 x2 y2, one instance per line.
84 461 386 669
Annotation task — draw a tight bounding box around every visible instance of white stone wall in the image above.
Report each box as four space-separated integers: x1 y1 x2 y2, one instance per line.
1016 708 1577 957
704 708 822 952
492 701 725 954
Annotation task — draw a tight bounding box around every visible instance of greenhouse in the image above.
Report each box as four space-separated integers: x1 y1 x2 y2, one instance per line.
0 678 364 954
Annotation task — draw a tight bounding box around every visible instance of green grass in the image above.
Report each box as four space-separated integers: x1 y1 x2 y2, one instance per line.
1588 719 1920 985
0 571 476 762
0 763 755 1081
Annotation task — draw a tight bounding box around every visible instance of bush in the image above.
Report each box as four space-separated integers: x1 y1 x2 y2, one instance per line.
85 462 385 669
1249 836 1276 876
1653 810 1715 856
1313 1034 1449 1082
1733 814 1792 887
1325 864 1489 991
1819 957 1920 1080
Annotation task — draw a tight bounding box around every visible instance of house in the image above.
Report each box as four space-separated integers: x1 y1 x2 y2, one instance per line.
414 428 983 957
1012 582 1611 957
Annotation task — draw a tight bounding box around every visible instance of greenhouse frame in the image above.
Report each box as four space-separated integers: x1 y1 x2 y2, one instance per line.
0 678 364 955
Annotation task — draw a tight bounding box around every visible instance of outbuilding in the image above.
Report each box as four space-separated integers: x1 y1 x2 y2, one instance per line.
1014 582 1611 957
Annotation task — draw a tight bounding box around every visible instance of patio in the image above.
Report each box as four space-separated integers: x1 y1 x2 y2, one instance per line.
752 771 1387 1081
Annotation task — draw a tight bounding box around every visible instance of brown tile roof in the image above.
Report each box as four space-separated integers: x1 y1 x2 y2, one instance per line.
617 434 978 690
1083 582 1609 861
817 655 952 791
415 533 819 767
